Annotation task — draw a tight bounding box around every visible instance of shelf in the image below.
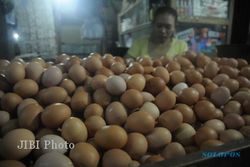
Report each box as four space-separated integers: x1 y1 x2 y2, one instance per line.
178 16 230 25
118 0 141 17
120 22 151 35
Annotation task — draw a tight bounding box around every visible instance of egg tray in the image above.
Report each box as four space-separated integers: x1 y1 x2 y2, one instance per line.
141 139 250 167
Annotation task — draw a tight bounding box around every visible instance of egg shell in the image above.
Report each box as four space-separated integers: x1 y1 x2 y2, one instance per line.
90 74 108 90
59 78 76 95
204 119 225 133
25 61 44 83
94 125 128 149
37 87 68 106
174 104 196 124
194 127 218 145
219 129 244 143
223 100 242 115
126 62 144 74
161 142 186 159
210 86 231 107
68 64 87 85
13 79 39 98
204 61 219 78
105 101 127 125
34 152 74 167
2 129 35 160
111 62 126 75
153 66 170 84
141 92 155 102
0 160 26 167
0 111 10 127
166 61 181 72
96 67 114 77
146 127 172 150
177 88 199 106
71 88 91 112
6 62 25 84
144 77 166 96
127 74 146 91
41 103 71 129
170 70 186 85
93 88 111 107
102 149 132 167
126 111 155 134
69 142 100 167
172 82 188 96
124 132 148 160
106 75 127 95
1 93 23 113
191 83 205 99
41 66 63 87
223 113 245 129
140 102 160 119
200 139 224 150
17 98 38 116
61 117 88 143
174 123 196 146
185 69 203 85
155 90 176 111
0 119 19 136
84 103 104 119
85 116 106 137
194 100 220 122
84 55 103 74
40 134 68 154
212 73 230 86
144 155 164 163
120 89 144 109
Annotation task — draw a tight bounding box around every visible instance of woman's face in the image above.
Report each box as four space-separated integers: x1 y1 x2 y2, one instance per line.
152 13 176 43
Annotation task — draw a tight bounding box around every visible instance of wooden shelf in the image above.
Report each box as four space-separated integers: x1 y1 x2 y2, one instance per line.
178 16 230 25
120 22 151 35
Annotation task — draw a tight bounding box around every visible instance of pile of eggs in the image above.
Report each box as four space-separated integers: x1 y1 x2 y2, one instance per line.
0 51 250 167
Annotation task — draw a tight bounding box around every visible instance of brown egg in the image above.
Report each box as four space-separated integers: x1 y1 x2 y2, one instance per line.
174 104 196 124
6 62 25 84
194 100 219 121
237 58 248 69
25 61 44 83
120 89 144 109
0 111 10 127
102 149 132 167
96 67 114 77
153 66 170 84
102 54 115 68
106 75 127 95
212 73 230 86
141 92 155 102
144 77 166 95
159 110 183 132
119 73 131 82
0 119 19 135
200 139 224 150
105 101 127 125
194 127 218 145
127 74 146 91
34 152 74 167
219 65 239 79
128 160 140 167
1 129 35 160
17 99 38 116
84 55 103 74
41 103 71 128
90 74 108 90
204 119 225 133
111 62 126 75
155 90 176 111
205 82 218 97
172 82 188 96
126 111 155 134
69 142 100 167
144 155 164 163
83 103 103 119
93 88 111 107
143 66 154 74
184 145 199 154
195 54 211 68
41 66 63 87
174 123 196 146
233 91 250 104
237 76 250 88
161 142 186 159
191 83 205 99
175 56 194 70
55 53 70 63
127 62 144 74
170 70 186 85
13 79 39 98
219 129 244 143
1 93 22 113
223 113 245 129
240 66 250 79
177 88 199 105
166 61 181 72
71 88 91 111
0 160 26 167
210 86 231 107
146 127 172 150
59 79 76 95
185 69 203 85
35 128 55 139
61 117 88 143
204 61 219 78
223 100 242 115
221 79 239 95
140 102 160 119
37 87 68 106
144 74 154 81
18 103 43 131
242 115 250 125
85 116 106 137
138 57 153 66
68 64 87 85
240 126 250 138
94 125 128 149
124 132 148 160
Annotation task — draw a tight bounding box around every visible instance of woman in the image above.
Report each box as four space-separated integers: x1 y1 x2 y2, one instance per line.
127 6 188 59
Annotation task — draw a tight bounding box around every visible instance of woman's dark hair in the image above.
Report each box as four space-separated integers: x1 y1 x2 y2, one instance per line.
153 6 178 24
